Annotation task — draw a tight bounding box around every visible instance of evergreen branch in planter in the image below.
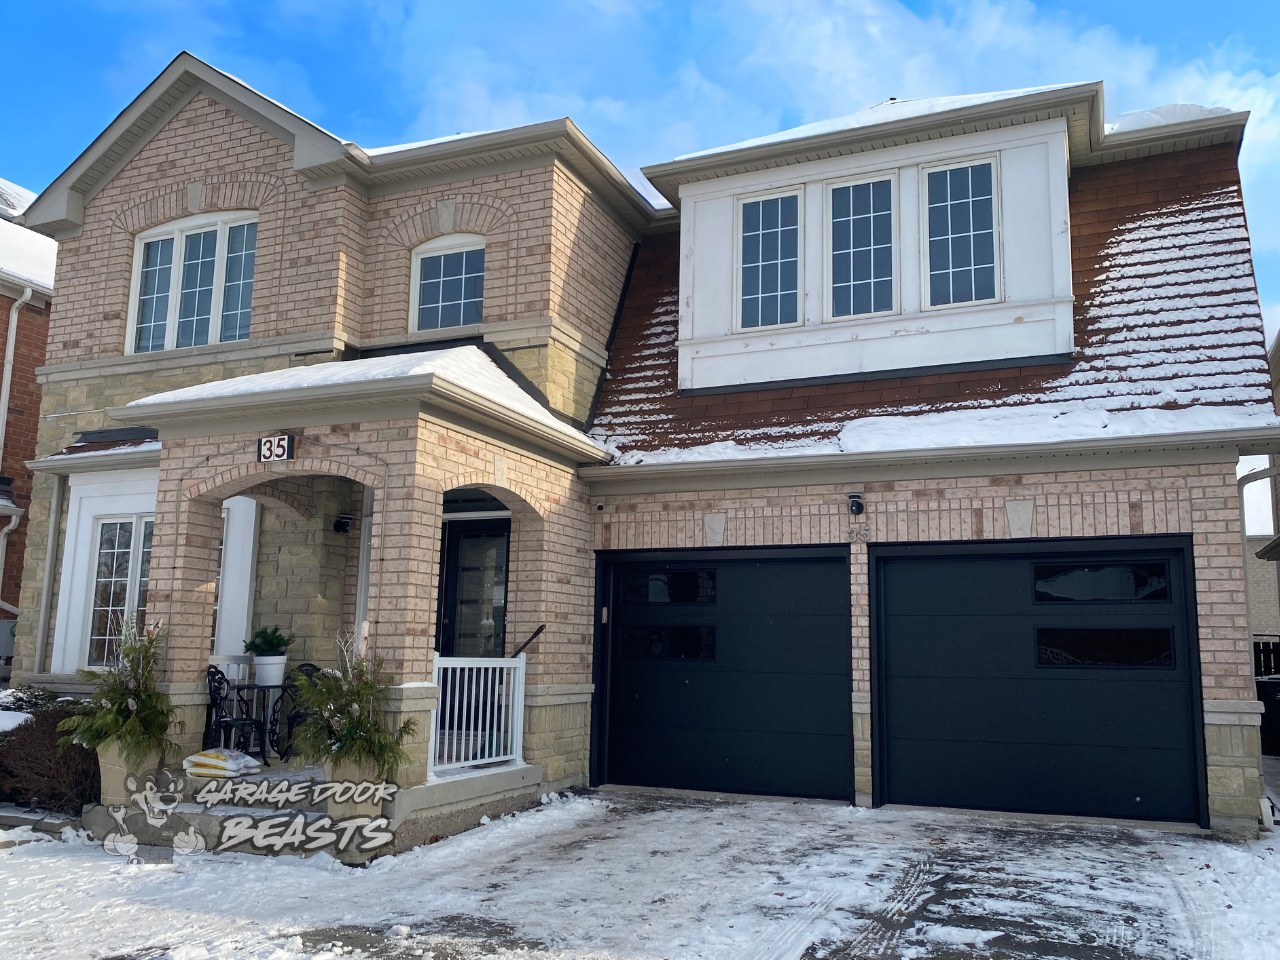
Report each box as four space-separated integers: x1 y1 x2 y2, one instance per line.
57 617 183 769
290 630 414 782
245 626 295 656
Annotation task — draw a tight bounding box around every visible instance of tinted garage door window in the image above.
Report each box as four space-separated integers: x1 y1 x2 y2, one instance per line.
875 540 1203 824
604 551 852 800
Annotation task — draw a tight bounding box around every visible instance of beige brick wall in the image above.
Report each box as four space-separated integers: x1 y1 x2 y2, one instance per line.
595 462 1258 819
1247 534 1280 637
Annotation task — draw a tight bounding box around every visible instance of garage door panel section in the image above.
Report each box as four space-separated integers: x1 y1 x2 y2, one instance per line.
886 676 1193 749
875 540 1203 824
606 551 853 801
885 738 1199 822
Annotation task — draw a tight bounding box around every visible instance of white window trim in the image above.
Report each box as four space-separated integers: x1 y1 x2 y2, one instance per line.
51 471 159 674
917 153 1004 313
823 171 900 324
407 232 487 334
125 211 258 354
732 187 805 334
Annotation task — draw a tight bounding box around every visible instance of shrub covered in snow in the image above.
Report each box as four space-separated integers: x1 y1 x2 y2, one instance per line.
0 685 59 714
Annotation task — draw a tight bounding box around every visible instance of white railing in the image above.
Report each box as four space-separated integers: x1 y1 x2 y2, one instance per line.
429 654 526 777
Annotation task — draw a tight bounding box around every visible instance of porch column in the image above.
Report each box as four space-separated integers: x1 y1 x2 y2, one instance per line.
364 422 444 786
146 460 224 758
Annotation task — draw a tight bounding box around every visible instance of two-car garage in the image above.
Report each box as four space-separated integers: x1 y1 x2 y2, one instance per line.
594 537 1207 826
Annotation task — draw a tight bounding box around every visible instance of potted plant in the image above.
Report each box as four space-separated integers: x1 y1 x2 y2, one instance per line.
57 617 181 808
290 630 414 827
244 626 294 687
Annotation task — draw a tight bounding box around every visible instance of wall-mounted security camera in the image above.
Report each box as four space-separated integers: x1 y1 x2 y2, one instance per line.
333 514 353 534
596 503 606 512
847 493 866 517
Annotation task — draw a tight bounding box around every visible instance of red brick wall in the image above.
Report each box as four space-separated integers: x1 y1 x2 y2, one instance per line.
0 291 50 612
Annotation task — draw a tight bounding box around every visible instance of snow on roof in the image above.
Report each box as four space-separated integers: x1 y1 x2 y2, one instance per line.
592 183 1278 465
675 83 1091 161
128 345 605 450
364 130 497 157
0 216 56 292
1105 103 1234 135
0 177 36 220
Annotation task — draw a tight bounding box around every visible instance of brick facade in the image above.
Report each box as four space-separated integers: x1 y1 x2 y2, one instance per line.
594 460 1261 822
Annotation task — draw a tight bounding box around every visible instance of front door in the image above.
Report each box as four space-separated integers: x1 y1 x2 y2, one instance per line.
437 518 510 658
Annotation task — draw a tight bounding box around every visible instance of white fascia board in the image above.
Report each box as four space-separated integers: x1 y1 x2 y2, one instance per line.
641 83 1104 207
28 445 163 476
579 424 1280 487
107 375 610 464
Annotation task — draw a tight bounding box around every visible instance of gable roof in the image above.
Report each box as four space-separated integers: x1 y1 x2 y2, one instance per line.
642 83 1249 207
23 52 658 239
590 146 1279 468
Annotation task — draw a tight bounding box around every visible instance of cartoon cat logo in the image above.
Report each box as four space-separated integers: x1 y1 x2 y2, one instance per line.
92 768 208 862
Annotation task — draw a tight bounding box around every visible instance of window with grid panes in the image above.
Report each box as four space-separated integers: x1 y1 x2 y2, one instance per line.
129 213 258 352
418 247 485 330
831 179 892 317
741 194 799 328
927 162 996 306
87 516 154 666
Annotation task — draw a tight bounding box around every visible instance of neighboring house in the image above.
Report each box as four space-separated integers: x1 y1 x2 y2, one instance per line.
11 53 1275 841
0 177 54 683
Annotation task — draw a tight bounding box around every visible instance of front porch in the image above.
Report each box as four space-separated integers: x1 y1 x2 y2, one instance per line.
19 347 606 847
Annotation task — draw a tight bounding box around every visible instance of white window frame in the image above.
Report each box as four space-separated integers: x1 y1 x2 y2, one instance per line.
732 187 805 334
125 211 259 354
823 171 900 324
408 232 487 334
918 153 1004 313
83 512 155 668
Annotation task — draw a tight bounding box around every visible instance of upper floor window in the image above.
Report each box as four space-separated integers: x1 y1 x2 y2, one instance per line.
411 233 486 332
739 193 800 329
128 212 258 353
830 177 894 318
926 160 997 307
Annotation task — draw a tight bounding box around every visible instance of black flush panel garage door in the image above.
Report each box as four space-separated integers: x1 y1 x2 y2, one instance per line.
599 548 853 800
873 537 1206 826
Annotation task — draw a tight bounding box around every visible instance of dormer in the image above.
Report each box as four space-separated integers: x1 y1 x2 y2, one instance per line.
641 83 1247 394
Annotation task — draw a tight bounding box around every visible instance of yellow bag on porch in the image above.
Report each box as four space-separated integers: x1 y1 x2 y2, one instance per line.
182 748 261 779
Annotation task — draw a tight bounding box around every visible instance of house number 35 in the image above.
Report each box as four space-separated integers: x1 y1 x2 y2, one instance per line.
257 434 295 462
848 524 870 543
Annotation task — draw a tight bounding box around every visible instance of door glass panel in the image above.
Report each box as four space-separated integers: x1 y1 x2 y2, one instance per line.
1036 627 1175 668
88 521 133 666
621 571 716 604
452 532 508 657
1034 562 1169 602
619 625 715 660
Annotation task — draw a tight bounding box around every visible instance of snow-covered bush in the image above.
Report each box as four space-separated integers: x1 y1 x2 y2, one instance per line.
0 685 59 713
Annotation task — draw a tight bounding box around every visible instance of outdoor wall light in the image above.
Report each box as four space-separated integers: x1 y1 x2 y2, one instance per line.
847 494 866 516
333 514 353 534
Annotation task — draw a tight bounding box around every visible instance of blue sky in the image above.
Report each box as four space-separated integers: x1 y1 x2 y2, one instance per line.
3 1 1279 335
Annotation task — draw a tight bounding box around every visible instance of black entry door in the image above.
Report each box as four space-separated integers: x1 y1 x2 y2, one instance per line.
437 518 510 658
874 537 1205 825
601 549 853 800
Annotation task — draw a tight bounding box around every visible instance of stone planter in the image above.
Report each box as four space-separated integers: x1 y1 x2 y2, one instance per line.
321 758 387 820
253 654 288 687
96 741 171 808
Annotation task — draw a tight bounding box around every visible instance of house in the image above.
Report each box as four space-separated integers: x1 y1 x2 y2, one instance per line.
10 53 1273 843
0 177 55 683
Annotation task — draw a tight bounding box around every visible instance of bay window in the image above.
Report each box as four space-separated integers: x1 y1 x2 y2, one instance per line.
830 177 894 318
739 193 800 329
926 160 997 306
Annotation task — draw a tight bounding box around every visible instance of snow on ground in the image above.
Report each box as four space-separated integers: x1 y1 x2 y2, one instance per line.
2 792 1277 960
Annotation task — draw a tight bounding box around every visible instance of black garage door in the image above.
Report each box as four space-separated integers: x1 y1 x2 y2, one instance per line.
599 548 852 800
874 537 1206 825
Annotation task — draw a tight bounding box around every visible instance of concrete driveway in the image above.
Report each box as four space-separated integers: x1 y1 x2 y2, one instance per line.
2 789 1276 960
